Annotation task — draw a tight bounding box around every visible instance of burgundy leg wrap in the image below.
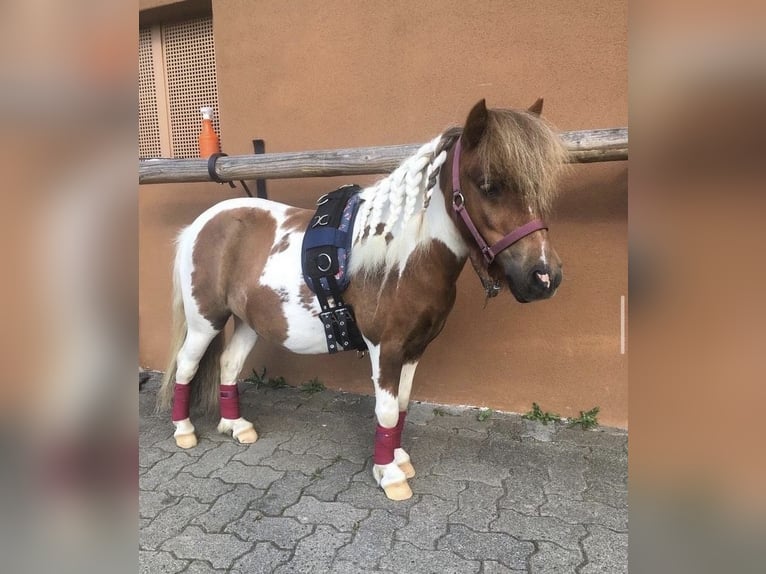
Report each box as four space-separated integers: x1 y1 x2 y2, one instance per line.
394 411 407 449
219 384 240 420
373 423 397 465
171 383 191 422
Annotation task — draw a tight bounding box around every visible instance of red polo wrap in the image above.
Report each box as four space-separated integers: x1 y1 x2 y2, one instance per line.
219 384 240 420
171 383 191 422
394 410 406 448
373 411 407 465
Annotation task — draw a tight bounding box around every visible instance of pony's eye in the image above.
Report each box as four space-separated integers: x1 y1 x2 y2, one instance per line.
479 181 501 197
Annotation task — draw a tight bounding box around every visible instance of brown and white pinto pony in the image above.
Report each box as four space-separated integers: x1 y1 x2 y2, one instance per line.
158 99 568 500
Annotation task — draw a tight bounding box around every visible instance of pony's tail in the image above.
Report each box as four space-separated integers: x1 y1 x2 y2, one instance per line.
156 239 224 416
157 252 188 413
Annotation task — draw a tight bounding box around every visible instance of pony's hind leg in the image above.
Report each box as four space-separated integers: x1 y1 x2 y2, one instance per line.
393 361 419 479
173 324 220 448
368 342 412 501
216 318 259 444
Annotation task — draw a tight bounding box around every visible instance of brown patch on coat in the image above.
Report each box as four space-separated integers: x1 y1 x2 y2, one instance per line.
270 234 290 255
299 283 318 315
345 240 466 394
191 207 291 343
282 207 311 232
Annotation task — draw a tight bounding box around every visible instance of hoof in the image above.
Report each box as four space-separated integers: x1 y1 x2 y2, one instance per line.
383 480 413 501
398 460 416 479
234 427 258 444
175 433 197 449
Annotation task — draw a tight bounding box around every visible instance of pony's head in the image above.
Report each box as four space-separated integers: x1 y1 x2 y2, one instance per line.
448 99 568 303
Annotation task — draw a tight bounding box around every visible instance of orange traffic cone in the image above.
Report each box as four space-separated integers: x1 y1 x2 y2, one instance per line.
199 106 221 158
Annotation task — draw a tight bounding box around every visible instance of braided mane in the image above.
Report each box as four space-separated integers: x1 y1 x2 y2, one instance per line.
349 132 456 276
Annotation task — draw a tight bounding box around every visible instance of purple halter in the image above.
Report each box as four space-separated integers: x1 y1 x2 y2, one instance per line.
451 137 547 265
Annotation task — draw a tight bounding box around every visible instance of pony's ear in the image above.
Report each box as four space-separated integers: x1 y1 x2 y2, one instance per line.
463 99 489 148
528 97 544 116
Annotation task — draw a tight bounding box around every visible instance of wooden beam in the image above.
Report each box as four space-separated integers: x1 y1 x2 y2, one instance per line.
139 127 627 185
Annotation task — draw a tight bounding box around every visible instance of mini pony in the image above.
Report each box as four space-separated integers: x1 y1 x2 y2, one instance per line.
158 99 568 500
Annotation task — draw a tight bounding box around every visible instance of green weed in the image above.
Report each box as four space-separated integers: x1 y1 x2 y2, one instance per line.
300 377 326 395
522 403 562 425
567 406 600 430
477 408 494 422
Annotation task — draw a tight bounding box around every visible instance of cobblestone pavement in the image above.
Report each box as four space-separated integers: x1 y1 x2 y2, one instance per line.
140 373 627 573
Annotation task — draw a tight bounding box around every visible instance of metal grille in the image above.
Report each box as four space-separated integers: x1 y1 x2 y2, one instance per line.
138 27 162 159
162 17 221 159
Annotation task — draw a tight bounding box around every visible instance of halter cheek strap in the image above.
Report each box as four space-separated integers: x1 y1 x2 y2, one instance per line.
451 137 547 265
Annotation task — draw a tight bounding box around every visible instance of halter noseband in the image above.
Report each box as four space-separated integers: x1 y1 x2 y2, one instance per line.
451 137 547 265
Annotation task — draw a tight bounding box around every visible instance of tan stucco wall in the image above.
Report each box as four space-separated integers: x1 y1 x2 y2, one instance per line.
139 0 628 427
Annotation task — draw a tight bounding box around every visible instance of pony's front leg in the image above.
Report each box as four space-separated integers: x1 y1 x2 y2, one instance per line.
393 361 419 479
216 320 258 444
369 344 412 500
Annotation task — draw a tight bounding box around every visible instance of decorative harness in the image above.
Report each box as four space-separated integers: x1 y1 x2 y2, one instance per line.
450 137 548 297
301 185 367 354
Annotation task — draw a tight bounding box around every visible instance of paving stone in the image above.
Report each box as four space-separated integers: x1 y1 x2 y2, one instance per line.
521 419 558 442
541 494 627 532
182 561 225 573
230 541 291 573
544 449 589 498
211 460 283 489
160 473 234 503
183 442 243 478
431 458 508 487
409 473 465 499
528 541 583 573
336 509 406 567
252 470 312 516
139 550 187 573
331 559 396 573
482 559 526 573
225 513 312 549
160 525 251 570
381 541 481 574
273 525 352 574
498 467 547 515
403 432 445 475
192 484 264 532
580 525 628 573
139 446 172 469
492 508 587 551
261 450 333 474
140 490 180 519
450 481 504 531
304 458 364 501
140 497 208 550
283 495 369 531
583 478 628 509
438 524 534 570
230 435 288 466
140 452 194 490
396 494 457 550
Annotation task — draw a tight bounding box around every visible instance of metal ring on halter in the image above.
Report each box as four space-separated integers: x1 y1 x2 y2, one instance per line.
316 194 329 206
453 192 465 208
316 253 333 272
312 214 330 227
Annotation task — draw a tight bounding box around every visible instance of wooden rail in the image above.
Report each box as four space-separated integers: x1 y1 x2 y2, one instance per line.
139 127 627 185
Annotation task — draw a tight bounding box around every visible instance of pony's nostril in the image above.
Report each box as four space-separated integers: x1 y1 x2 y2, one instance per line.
534 271 551 289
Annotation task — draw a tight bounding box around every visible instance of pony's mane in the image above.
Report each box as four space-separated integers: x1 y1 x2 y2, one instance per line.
349 108 568 276
478 109 569 216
